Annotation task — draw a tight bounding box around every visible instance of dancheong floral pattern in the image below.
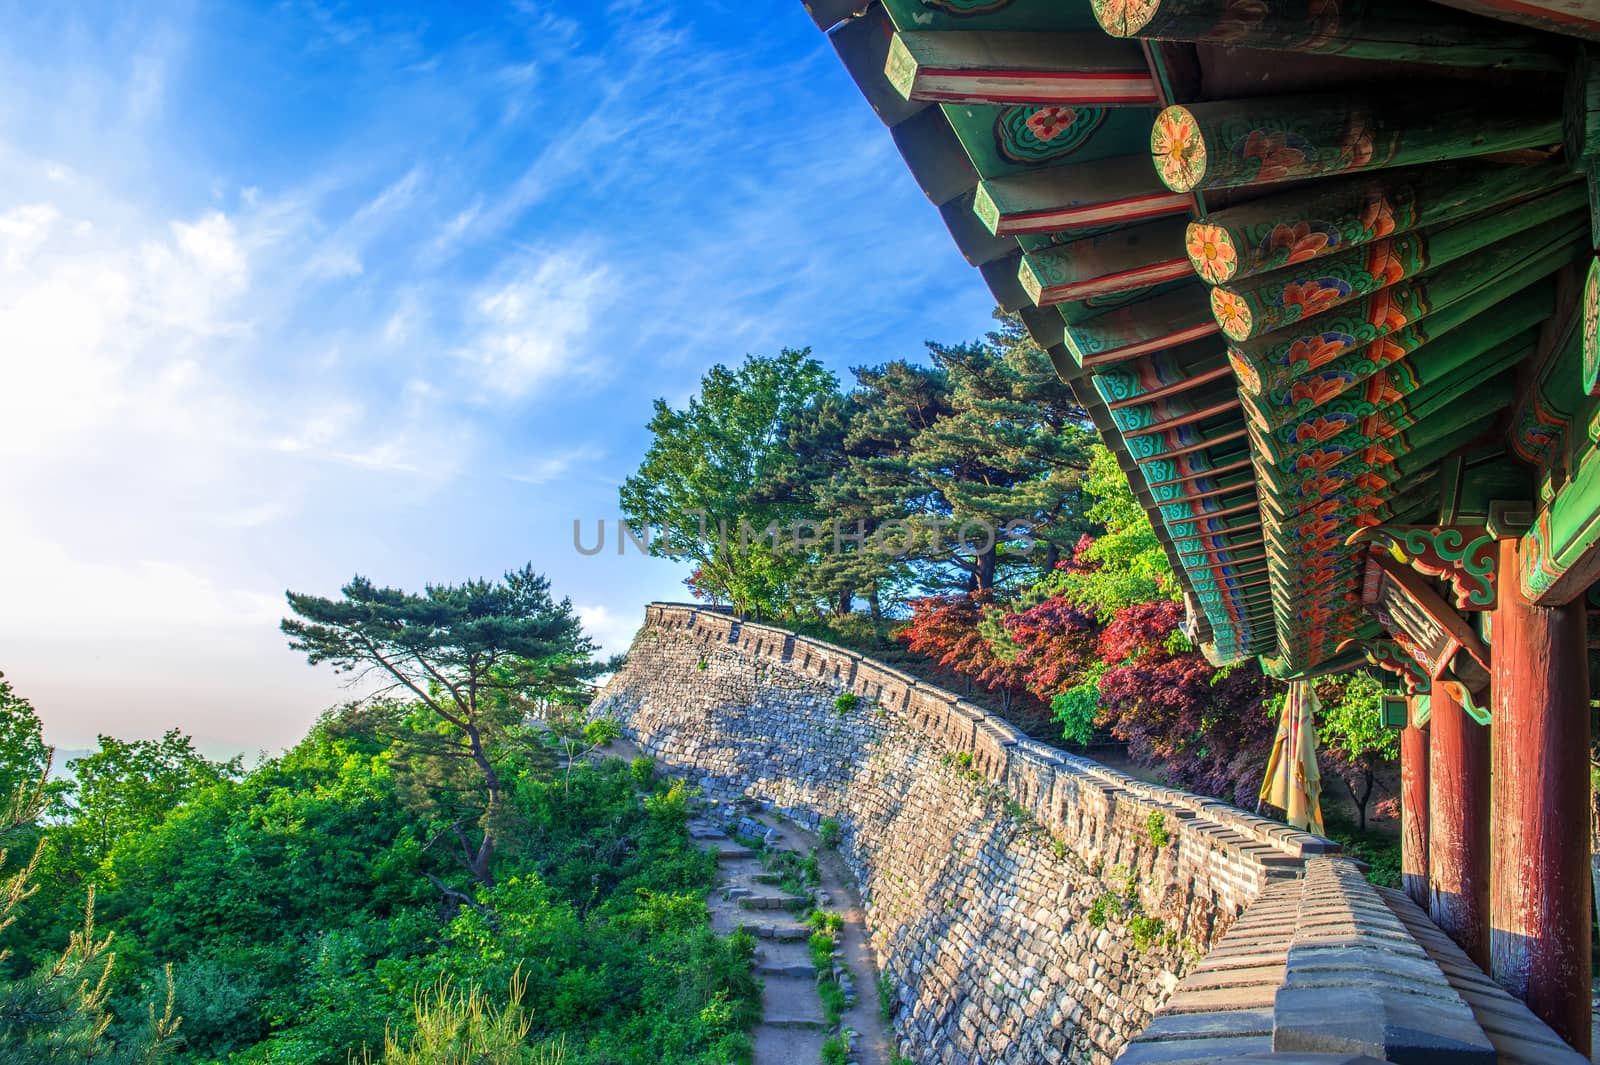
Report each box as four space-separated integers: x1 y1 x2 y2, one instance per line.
1277 277 1352 324
1238 129 1312 184
994 105 1106 164
1090 0 1160 35
1211 287 1253 340
1261 222 1337 271
1151 106 1206 191
1186 223 1237 285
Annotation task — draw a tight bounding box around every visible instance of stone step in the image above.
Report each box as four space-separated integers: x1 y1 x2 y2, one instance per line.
756 962 815 977
708 843 756 860
750 923 813 942
738 894 810 911
764 1015 827 1031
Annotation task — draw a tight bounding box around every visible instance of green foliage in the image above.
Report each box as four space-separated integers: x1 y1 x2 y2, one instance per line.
820 1034 848 1065
619 348 839 617
1050 661 1107 747
363 970 561 1065
629 756 656 790
1144 812 1170 849
818 817 842 850
0 674 51 807
282 565 601 885
877 971 895 1024
1126 914 1166 952
832 692 858 715
1052 445 1177 614
1086 893 1116 928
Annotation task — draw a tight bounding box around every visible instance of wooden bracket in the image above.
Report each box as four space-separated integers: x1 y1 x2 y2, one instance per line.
1339 637 1431 696
1358 552 1493 719
1345 524 1498 611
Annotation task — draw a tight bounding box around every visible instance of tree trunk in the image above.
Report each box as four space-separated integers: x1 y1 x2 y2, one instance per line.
1350 768 1375 832
868 586 884 647
837 590 853 616
1042 540 1061 573
464 723 500 887
976 547 996 592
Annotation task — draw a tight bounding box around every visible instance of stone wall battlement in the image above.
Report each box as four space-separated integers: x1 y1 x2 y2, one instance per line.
593 603 1340 1064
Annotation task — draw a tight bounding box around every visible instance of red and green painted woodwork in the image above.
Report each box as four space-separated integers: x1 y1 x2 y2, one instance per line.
1061 281 1219 366
1584 257 1599 398
877 0 1102 35
1106 380 1240 439
1018 216 1193 305
1347 525 1498 612
1147 91 1562 195
1429 0 1600 40
1509 299 1587 468
1241 284 1551 427
885 31 1160 106
974 154 1190 235
1224 234 1581 404
1253 415 1495 505
1490 534 1594 1055
1245 338 1532 467
1205 191 1586 342
944 102 1155 179
1090 0 1564 71
1090 342 1230 411
1184 157 1578 285
1518 428 1600 605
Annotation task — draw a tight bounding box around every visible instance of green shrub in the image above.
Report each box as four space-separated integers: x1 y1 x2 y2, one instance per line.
1145 811 1171 849
953 751 973 770
818 817 842 849
821 1034 849 1065
1128 914 1166 951
877 971 896 1024
833 692 859 714
809 930 835 971
817 979 847 1025
630 755 656 789
696 657 708 671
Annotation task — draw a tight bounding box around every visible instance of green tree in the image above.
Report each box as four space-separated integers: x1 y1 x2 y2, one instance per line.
282 566 601 887
63 731 241 866
1317 671 1399 832
909 317 1093 591
1051 444 1178 615
620 349 839 616
0 673 51 806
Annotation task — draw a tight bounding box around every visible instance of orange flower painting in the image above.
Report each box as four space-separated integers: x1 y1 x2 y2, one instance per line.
1026 106 1080 143
1212 287 1253 339
1264 222 1333 267
1152 105 1205 190
1286 333 1353 373
1365 289 1411 334
1363 239 1409 289
1288 372 1354 408
1359 193 1397 240
1186 222 1237 284
1279 277 1351 321
1239 129 1308 183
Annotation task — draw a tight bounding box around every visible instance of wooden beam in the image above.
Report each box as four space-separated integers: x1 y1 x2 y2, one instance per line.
1106 363 1232 410
974 155 1190 235
1242 282 1551 424
1226 231 1581 402
1118 396 1241 437
1207 189 1586 342
1519 428 1600 605
885 32 1159 106
1429 0 1600 41
1062 283 1219 367
1185 157 1577 285
1150 93 1562 194
1091 0 1565 71
1019 217 1193 306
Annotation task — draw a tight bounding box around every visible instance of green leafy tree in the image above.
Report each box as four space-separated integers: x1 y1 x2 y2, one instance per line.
63 731 241 866
620 348 839 616
1316 671 1400 831
282 566 601 887
909 317 1093 591
0 675 50 807
1052 444 1178 614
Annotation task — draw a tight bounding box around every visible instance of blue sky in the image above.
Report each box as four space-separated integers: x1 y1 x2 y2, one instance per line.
0 1 997 755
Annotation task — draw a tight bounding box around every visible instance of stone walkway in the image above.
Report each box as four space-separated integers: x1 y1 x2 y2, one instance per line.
695 803 894 1065
600 738 893 1063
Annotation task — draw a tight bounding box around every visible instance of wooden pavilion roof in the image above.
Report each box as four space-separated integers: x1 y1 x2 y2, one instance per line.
805 0 1600 683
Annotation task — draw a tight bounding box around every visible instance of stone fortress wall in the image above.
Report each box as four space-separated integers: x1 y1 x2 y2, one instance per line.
589 604 1336 1064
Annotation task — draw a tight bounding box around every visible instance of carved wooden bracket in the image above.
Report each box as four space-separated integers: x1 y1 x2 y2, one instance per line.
1345 524 1498 611
1357 552 1493 722
1338 637 1431 697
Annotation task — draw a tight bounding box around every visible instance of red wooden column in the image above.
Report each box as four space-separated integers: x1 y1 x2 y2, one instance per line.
1401 713 1430 910
1490 538 1592 1055
1429 684 1491 968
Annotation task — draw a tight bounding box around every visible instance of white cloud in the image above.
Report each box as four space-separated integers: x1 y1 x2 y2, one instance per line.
454 248 613 400
576 603 639 658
